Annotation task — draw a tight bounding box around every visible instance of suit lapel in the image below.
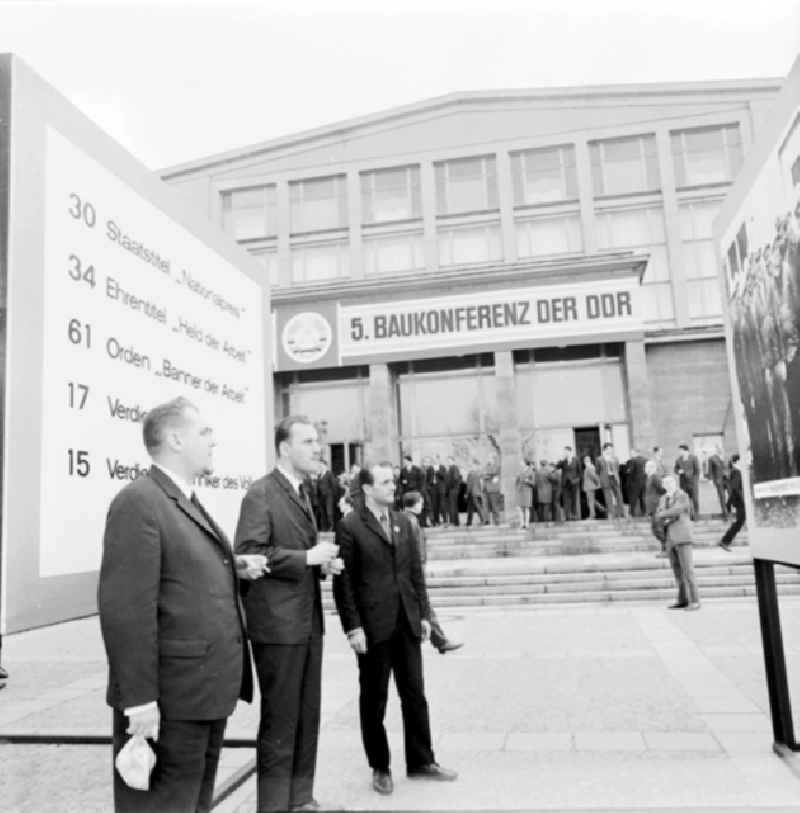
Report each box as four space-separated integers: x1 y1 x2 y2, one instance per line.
149 467 225 546
361 506 392 547
273 469 316 526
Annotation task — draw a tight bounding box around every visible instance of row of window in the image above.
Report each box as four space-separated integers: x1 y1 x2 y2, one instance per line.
253 199 723 324
222 124 742 240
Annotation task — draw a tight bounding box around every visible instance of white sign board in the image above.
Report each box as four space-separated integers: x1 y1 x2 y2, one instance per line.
38 128 265 577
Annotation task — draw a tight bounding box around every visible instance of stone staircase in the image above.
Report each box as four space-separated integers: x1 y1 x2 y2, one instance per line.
319 518 800 609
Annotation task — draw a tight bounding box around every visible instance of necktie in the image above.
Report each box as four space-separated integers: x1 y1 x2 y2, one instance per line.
379 513 392 544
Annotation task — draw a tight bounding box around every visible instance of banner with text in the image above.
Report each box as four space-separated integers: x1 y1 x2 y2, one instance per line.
338 276 642 360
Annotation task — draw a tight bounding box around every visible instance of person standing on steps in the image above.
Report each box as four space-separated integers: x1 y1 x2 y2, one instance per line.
719 454 746 551
582 455 604 520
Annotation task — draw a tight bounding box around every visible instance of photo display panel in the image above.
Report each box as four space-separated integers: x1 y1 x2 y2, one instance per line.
39 127 266 577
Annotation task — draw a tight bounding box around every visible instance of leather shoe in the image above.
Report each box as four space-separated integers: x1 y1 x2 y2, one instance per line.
290 802 320 811
667 602 688 609
0 666 7 680
718 541 732 552
407 763 458 781
438 641 464 654
372 770 393 795
685 602 701 611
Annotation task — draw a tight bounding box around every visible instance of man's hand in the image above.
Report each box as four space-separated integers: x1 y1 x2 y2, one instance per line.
236 554 270 580
307 541 339 566
321 557 345 576
347 627 367 655
125 703 160 740
421 619 431 642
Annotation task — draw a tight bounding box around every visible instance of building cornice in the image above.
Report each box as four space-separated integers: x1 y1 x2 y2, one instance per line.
160 78 782 180
271 251 648 306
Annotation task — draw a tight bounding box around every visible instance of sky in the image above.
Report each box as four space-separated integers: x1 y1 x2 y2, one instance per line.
0 0 799 171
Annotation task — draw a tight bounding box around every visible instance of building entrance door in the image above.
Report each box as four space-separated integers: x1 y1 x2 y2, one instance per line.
328 442 363 476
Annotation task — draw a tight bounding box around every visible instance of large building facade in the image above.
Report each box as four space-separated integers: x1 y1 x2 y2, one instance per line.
162 78 781 511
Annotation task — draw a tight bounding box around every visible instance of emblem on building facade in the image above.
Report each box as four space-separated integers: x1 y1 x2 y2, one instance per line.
282 311 333 364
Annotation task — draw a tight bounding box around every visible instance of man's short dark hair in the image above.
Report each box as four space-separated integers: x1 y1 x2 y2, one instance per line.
564 446 572 452
402 491 423 509
403 454 413 462
679 443 689 451
730 453 741 464
275 415 313 451
358 461 394 488
653 446 661 454
602 442 613 451
143 396 197 454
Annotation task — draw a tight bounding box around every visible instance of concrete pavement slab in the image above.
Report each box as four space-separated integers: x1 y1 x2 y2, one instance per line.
642 732 720 751
574 732 646 751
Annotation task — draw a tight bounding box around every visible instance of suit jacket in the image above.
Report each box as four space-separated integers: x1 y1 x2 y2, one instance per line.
444 464 462 492
234 468 325 645
317 469 338 499
596 455 620 489
399 464 424 494
707 454 726 485
727 468 745 509
674 454 700 483
645 473 665 515
484 462 502 494
98 467 252 719
433 464 448 493
466 470 483 497
655 489 693 549
560 456 581 486
624 455 647 488
333 506 430 646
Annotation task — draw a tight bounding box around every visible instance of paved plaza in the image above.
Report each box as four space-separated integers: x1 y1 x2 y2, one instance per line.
1 595 800 811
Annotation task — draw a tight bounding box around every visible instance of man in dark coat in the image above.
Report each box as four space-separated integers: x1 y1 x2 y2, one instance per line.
316 460 339 531
444 456 462 526
559 446 581 521
707 447 729 520
234 416 341 812
719 454 746 550
431 455 448 526
333 464 457 796
98 396 265 813
624 448 648 517
674 443 701 520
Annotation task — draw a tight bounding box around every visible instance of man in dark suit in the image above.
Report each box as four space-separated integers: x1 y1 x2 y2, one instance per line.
707 447 729 520
624 448 648 517
234 416 341 812
333 463 457 796
597 443 625 519
431 455 448 526
559 446 581 521
719 454 746 550
674 443 701 520
316 460 338 531
98 396 266 813
444 456 462 526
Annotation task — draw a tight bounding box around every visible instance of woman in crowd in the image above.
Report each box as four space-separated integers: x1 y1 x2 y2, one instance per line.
515 461 535 529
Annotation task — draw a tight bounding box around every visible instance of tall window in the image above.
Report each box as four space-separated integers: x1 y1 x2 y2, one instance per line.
680 201 723 320
590 135 660 196
361 165 421 223
671 124 742 187
435 155 498 215
290 175 348 234
516 214 582 258
221 186 277 240
363 232 424 275
438 224 502 266
291 241 350 283
595 206 673 324
511 145 578 205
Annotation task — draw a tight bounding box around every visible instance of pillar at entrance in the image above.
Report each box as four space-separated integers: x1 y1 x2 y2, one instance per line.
494 351 521 524
365 363 395 464
625 340 654 454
